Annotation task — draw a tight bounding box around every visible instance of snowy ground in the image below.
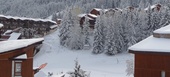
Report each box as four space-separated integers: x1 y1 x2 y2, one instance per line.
33 31 134 77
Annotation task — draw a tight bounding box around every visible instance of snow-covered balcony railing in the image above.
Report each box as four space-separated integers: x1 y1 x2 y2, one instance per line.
153 24 170 39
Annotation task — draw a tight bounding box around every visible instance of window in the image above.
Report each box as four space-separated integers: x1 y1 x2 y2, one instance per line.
161 71 165 77
14 62 22 76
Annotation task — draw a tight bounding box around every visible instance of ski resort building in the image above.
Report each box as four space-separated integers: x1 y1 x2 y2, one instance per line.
90 8 101 15
0 15 57 38
129 24 170 77
144 4 162 12
0 38 44 77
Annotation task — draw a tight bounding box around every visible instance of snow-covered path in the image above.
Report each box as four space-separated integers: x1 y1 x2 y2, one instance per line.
33 31 133 77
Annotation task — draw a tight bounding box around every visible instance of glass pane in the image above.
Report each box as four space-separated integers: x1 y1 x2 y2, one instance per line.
14 62 22 76
15 63 21 72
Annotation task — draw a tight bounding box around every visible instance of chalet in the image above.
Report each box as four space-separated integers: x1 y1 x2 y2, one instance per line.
78 14 86 26
105 8 123 17
144 4 162 12
129 24 170 77
125 6 135 12
56 19 62 25
0 38 44 77
90 8 102 15
0 15 57 38
77 13 97 29
87 14 98 29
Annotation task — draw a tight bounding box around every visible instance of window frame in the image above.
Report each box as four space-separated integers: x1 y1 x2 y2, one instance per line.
14 61 22 76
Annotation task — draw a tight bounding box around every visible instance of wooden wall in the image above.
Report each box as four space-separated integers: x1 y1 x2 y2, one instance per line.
0 60 12 77
0 45 36 77
90 9 100 15
134 53 170 77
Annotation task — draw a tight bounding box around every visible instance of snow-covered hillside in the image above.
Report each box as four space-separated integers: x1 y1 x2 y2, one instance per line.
33 30 133 77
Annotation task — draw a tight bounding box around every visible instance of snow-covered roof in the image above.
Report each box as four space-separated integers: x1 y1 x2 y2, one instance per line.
8 32 21 40
129 36 170 53
85 16 94 20
14 54 27 59
115 8 123 12
0 23 3 28
144 4 158 11
94 8 102 11
0 38 44 53
88 14 98 18
0 14 56 24
154 24 170 34
50 25 58 29
78 14 86 17
103 9 109 12
3 30 12 35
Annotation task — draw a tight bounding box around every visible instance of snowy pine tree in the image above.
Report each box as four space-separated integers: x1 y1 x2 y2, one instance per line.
126 59 134 76
104 17 117 55
68 59 90 77
93 15 105 54
69 20 84 50
59 8 73 47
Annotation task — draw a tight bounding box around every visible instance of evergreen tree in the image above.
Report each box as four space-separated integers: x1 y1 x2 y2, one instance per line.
159 3 170 27
68 59 90 77
69 21 84 50
93 15 105 54
59 8 73 47
104 17 117 55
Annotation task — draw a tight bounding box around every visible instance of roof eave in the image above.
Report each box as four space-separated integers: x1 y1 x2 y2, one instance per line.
129 49 170 55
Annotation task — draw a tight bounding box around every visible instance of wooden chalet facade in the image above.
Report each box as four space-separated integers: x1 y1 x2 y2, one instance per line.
90 8 101 15
78 8 122 30
78 13 97 29
129 24 170 77
0 38 44 77
0 15 57 38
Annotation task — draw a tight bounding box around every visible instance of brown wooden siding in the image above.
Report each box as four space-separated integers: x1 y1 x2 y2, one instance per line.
90 9 100 15
22 58 33 77
0 44 37 77
0 60 12 77
135 53 170 77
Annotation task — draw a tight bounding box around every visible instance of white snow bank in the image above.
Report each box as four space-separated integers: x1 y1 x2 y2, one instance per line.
93 8 102 11
154 24 170 34
0 38 44 53
129 36 170 52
